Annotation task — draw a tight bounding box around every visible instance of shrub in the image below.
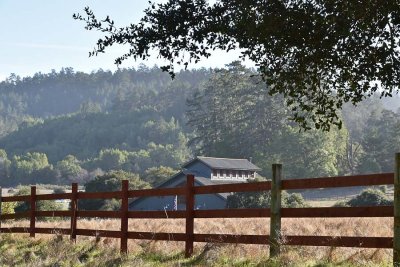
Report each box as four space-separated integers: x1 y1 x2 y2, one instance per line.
334 189 393 207
53 187 66 194
101 199 121 211
7 188 15 194
378 185 387 193
79 170 151 210
282 192 309 208
226 191 270 209
13 186 64 220
14 199 64 213
226 190 308 208
2 202 16 214
333 200 349 207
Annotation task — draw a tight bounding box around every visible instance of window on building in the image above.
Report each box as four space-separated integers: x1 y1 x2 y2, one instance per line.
213 170 217 178
238 170 242 178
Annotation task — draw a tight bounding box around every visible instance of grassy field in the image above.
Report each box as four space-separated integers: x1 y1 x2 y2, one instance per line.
0 217 393 266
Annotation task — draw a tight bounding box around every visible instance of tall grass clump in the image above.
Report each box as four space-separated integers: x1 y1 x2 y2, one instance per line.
0 217 393 266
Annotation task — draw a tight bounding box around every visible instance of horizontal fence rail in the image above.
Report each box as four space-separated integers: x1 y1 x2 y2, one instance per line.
0 206 394 220
282 172 394 190
194 181 271 194
0 161 399 265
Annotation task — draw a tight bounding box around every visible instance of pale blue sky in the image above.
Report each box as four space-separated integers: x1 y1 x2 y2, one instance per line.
0 0 244 81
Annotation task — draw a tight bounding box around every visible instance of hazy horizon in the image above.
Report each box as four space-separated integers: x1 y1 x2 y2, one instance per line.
0 0 249 82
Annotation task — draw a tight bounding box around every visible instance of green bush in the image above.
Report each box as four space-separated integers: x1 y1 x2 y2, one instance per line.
14 199 63 213
282 192 309 208
2 202 16 214
333 200 349 207
142 166 177 186
13 186 64 220
7 188 15 194
226 189 308 209
378 185 387 193
334 189 393 207
101 199 121 211
226 191 270 209
79 170 151 210
53 187 66 194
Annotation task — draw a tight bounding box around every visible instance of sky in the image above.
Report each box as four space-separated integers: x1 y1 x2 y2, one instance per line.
0 0 245 81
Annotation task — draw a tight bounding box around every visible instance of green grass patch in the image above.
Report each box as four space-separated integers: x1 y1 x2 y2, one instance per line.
0 234 392 266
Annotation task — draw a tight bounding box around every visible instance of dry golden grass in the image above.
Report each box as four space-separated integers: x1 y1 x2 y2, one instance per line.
1 217 393 266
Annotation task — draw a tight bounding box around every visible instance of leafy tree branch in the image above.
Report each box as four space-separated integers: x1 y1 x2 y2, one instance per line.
73 1 400 130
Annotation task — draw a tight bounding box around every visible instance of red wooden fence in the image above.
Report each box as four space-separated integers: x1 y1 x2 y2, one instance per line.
0 167 398 263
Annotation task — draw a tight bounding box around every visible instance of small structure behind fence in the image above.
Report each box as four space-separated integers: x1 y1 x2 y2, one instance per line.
1 153 400 265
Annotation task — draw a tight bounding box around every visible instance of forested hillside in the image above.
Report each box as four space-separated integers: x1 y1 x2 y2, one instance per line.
0 66 210 137
0 62 399 187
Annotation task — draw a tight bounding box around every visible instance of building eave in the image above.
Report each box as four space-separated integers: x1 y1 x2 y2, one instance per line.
182 156 261 171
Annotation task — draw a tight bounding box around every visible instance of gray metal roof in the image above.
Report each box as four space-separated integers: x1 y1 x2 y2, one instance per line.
184 156 261 171
194 176 246 186
129 175 246 207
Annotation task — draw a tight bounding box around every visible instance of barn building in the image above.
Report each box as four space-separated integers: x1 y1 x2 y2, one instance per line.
129 156 261 210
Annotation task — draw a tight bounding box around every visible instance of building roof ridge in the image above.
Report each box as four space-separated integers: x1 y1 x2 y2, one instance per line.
197 156 249 160
182 156 261 171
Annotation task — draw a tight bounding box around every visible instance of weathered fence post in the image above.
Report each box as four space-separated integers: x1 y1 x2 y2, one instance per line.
70 183 78 242
30 186 36 238
0 186 2 230
394 153 400 266
270 164 282 257
120 180 129 254
185 174 195 258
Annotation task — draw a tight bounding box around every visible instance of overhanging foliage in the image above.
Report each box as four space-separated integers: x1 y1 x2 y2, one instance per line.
74 0 400 130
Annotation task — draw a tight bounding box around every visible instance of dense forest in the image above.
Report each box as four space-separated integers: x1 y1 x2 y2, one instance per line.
0 62 399 187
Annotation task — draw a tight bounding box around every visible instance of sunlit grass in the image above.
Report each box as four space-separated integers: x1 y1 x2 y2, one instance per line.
0 217 393 266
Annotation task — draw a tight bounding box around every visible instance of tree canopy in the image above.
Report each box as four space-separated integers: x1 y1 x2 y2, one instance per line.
186 62 347 178
0 65 399 186
80 170 151 210
74 0 400 130
226 179 309 209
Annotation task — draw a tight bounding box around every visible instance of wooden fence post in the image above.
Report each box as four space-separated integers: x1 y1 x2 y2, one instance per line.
30 186 36 238
185 174 195 258
270 164 282 257
0 186 2 230
394 153 400 266
70 183 78 242
120 180 129 254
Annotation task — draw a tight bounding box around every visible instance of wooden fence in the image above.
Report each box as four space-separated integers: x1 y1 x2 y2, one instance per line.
0 154 400 265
